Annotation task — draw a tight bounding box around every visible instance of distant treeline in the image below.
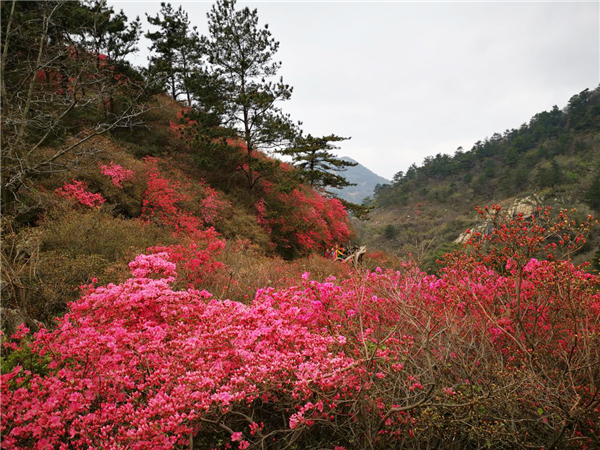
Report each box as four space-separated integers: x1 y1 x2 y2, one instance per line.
375 86 600 208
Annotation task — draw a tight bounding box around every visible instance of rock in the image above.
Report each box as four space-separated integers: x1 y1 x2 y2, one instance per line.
455 194 544 244
1 307 44 338
506 194 543 217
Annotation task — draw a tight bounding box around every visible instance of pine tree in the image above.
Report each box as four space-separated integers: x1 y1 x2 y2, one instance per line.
585 172 600 211
280 134 356 190
75 1 141 69
202 0 298 189
146 2 200 106
74 1 141 115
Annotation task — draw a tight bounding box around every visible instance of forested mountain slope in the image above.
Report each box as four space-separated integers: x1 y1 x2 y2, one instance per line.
360 86 600 271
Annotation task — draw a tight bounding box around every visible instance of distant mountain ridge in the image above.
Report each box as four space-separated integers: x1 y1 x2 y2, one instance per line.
330 157 390 203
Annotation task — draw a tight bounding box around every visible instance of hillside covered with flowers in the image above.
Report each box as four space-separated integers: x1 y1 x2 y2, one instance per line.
1 0 599 449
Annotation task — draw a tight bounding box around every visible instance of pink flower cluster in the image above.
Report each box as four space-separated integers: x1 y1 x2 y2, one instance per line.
99 162 134 188
2 207 599 449
1 252 355 449
140 157 201 236
54 180 105 208
254 198 271 234
148 233 226 289
199 183 226 225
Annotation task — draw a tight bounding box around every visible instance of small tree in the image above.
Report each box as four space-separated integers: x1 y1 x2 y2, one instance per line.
383 224 399 241
585 171 600 210
280 134 356 189
202 0 298 189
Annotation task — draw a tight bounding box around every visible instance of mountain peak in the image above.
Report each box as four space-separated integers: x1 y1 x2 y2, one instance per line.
331 157 389 203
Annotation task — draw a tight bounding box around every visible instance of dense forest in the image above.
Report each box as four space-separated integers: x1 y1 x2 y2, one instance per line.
1 1 599 449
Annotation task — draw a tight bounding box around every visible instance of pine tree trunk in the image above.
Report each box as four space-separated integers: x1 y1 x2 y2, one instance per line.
241 75 254 189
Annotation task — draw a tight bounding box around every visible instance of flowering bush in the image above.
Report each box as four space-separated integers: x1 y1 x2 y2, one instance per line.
140 158 226 236
140 157 202 235
198 183 227 225
54 180 105 209
260 184 352 256
2 207 599 449
137 158 229 292
1 253 355 449
99 162 134 189
148 233 226 290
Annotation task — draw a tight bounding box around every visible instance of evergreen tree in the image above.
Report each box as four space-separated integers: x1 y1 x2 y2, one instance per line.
73 1 141 115
146 2 200 105
280 134 355 189
383 224 399 241
76 1 141 68
392 170 404 184
535 159 562 190
202 0 298 189
585 172 600 210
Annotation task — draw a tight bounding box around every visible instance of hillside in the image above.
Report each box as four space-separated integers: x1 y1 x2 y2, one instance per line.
2 2 600 449
2 93 355 327
330 156 390 203
360 86 600 271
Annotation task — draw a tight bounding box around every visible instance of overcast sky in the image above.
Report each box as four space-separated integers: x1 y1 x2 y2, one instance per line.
109 0 599 180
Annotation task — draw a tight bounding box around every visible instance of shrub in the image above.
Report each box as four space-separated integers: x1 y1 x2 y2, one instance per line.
54 180 105 209
3 208 598 449
1 254 355 449
99 162 134 188
260 183 352 257
1 206 175 326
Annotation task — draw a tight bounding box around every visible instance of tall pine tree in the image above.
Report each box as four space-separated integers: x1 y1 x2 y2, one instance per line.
202 0 298 189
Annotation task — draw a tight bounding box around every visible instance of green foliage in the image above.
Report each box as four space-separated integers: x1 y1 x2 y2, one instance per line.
535 159 562 190
341 198 373 220
279 134 355 189
585 170 600 211
590 248 600 273
146 2 201 105
383 224 399 241
201 0 299 188
1 339 51 379
567 88 596 130
76 0 142 67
